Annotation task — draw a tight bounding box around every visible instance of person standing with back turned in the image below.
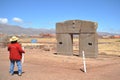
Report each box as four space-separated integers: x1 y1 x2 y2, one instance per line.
8 36 25 76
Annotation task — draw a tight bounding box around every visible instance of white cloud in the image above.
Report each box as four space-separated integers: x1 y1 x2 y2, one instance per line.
13 17 23 23
0 18 8 24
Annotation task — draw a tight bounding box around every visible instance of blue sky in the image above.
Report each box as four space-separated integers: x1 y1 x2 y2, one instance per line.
0 0 120 33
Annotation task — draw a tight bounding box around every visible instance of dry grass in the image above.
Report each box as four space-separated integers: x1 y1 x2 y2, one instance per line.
19 37 56 43
98 39 120 55
19 37 120 56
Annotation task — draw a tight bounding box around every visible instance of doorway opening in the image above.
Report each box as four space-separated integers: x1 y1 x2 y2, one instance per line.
72 34 80 56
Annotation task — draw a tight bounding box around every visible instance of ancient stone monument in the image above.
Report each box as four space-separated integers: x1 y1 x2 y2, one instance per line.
56 20 98 58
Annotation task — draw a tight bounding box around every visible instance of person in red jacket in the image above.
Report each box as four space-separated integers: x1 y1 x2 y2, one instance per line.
8 36 25 76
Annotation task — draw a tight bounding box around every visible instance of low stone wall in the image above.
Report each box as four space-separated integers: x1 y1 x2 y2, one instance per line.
22 43 56 51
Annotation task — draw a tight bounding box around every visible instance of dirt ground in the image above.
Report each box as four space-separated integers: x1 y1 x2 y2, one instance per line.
0 48 120 80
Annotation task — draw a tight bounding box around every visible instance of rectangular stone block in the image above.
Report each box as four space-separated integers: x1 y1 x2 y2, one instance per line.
56 34 73 55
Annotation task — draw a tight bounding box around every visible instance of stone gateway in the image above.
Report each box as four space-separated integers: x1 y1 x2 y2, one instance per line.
56 20 98 58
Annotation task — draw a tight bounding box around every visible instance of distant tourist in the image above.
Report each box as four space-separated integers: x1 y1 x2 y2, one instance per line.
7 36 25 76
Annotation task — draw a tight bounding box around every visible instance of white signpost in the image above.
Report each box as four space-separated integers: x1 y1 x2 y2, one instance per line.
21 47 25 64
82 51 87 73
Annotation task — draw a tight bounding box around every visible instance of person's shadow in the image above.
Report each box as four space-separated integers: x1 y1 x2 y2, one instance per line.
14 71 25 75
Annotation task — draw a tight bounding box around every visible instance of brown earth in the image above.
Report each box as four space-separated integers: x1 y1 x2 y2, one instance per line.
0 48 120 80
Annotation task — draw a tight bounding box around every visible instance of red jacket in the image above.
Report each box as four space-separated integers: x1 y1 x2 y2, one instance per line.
8 43 25 60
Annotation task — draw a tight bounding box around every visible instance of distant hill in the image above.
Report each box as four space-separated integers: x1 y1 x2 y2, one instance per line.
97 32 118 36
0 24 119 36
0 24 55 35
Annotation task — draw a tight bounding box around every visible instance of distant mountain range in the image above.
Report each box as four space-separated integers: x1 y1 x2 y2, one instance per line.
0 24 119 36
97 32 119 36
0 24 55 35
